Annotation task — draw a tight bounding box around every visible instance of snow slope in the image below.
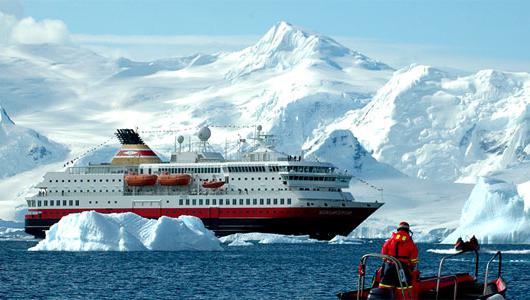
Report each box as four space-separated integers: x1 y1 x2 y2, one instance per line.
29 211 222 251
0 106 68 179
304 129 403 178
349 64 530 182
442 177 530 244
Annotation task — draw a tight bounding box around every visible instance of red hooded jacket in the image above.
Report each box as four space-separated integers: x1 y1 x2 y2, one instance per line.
381 230 419 267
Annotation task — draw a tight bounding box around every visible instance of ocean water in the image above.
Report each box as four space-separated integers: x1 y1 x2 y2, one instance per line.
0 240 527 299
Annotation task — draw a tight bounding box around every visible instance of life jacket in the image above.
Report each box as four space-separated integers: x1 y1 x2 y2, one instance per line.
381 230 419 266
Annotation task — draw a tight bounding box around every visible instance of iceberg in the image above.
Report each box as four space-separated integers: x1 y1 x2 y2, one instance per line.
29 211 222 251
442 177 530 244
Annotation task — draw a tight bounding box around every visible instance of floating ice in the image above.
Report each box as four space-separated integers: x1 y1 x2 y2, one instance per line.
427 248 460 255
442 177 530 244
29 211 222 251
328 235 364 245
0 219 34 240
220 232 320 245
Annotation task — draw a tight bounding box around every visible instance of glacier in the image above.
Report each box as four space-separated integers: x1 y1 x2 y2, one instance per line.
29 212 222 251
442 177 530 244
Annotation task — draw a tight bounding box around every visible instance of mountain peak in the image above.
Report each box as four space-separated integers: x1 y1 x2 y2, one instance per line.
226 21 391 79
0 106 15 126
254 20 349 58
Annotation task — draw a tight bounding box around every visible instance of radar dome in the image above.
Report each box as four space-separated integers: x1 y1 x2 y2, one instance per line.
198 127 211 141
177 135 185 144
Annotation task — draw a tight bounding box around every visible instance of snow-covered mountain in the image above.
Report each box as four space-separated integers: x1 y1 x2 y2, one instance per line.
305 129 403 178
348 64 530 183
225 21 391 79
1 18 530 244
0 105 68 179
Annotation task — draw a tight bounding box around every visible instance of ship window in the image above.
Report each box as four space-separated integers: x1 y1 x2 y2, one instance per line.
167 200 170 204
232 199 237 205
55 180 58 182
260 199 264 205
199 199 203 205
280 198 285 205
43 200 48 206
75 200 79 206
239 199 243 205
93 190 96 192
89 201 92 204
69 200 73 206
119 179 122 182
219 199 223 205
99 190 102 193
212 199 216 205
107 201 110 204
251 178 254 180
287 198 292 205
62 180 64 182
253 199 257 205
266 198 271 205
185 199 190 205
245 178 248 180
105 179 109 182
49 180 52 183
246 199 250 205
37 200 42 206
273 199 278 205
192 199 196 205
63 200 67 206
178 199 183 205
80 179 83 183
238 178 241 181
205 199 210 205
49 200 54 206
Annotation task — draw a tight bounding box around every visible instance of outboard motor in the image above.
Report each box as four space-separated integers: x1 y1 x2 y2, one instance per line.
367 288 394 300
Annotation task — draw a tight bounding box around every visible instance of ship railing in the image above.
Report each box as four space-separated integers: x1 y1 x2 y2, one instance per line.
67 165 138 175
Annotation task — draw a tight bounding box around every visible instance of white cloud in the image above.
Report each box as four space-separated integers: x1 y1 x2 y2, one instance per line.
0 11 70 45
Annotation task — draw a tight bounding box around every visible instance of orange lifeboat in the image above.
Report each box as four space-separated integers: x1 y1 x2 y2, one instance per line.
202 180 225 189
158 173 192 186
125 173 158 186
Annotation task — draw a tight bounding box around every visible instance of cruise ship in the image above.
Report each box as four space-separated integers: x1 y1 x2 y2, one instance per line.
25 126 383 240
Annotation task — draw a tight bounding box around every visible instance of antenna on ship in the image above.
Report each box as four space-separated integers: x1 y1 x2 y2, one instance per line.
177 135 184 153
197 126 211 151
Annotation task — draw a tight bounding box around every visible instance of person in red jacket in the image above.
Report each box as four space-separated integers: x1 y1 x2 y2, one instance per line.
379 221 419 289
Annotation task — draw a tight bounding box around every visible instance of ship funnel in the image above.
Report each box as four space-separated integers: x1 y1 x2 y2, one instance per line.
111 129 162 165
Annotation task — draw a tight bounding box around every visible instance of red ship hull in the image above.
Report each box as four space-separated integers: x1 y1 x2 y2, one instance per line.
25 206 379 240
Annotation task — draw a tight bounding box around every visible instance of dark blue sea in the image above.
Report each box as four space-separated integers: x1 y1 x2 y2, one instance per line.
0 240 527 299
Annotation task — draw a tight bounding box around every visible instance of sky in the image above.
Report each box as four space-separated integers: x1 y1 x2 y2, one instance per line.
3 0 530 71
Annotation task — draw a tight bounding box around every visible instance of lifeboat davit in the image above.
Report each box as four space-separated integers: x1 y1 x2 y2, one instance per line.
125 173 158 186
202 180 225 189
158 173 192 186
